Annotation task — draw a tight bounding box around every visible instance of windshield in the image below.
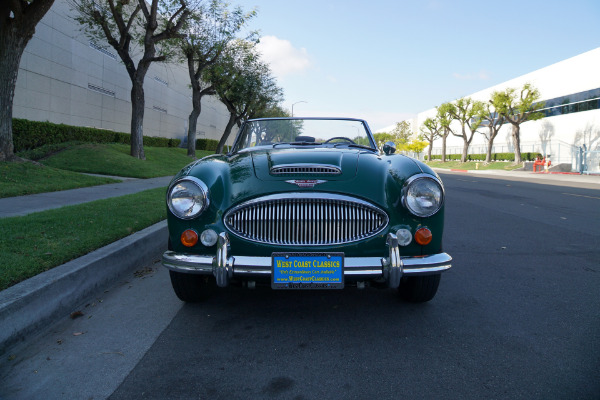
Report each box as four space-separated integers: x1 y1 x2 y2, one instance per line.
232 118 376 152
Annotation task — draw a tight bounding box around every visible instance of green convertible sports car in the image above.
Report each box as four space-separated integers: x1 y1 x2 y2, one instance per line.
162 117 452 302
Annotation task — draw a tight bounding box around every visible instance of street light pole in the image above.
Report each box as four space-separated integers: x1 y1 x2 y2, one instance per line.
291 101 307 117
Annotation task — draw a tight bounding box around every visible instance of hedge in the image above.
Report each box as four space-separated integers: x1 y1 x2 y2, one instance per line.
12 118 181 151
195 138 219 151
429 152 540 162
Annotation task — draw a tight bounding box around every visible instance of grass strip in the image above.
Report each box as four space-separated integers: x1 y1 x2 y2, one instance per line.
41 143 212 178
424 161 522 171
16 141 86 161
0 187 167 291
0 161 119 199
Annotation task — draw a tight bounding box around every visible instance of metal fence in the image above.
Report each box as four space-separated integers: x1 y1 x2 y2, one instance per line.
429 141 600 174
398 151 425 161
575 148 600 175
430 141 552 158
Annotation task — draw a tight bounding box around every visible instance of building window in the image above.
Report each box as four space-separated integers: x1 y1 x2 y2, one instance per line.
536 87 600 118
154 76 168 86
89 41 117 60
153 106 167 113
88 84 115 97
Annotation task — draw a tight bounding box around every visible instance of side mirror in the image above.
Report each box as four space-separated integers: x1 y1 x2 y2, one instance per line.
383 141 396 155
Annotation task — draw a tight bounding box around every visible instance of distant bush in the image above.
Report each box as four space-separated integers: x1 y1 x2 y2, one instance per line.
12 119 180 151
144 136 181 148
195 138 219 151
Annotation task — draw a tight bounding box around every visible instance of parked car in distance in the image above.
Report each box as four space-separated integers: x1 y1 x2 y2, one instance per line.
162 118 452 302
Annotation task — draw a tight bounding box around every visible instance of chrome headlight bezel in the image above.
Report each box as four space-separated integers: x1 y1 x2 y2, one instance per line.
167 177 210 220
402 174 444 218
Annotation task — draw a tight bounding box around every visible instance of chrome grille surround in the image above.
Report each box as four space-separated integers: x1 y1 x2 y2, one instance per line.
270 164 341 175
224 193 388 246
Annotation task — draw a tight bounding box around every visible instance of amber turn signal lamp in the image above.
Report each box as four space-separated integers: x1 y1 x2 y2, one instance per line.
415 227 432 246
181 229 198 247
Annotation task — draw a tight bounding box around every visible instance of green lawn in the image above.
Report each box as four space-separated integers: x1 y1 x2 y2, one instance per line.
41 143 211 178
1 143 213 198
0 188 167 290
0 161 119 198
0 143 217 291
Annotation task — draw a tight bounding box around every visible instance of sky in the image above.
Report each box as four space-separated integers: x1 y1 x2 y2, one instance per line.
239 0 600 131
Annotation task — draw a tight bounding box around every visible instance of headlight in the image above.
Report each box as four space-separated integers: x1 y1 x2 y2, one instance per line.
403 174 444 217
167 177 209 219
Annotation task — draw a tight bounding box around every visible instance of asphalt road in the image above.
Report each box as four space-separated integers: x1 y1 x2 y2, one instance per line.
2 172 599 399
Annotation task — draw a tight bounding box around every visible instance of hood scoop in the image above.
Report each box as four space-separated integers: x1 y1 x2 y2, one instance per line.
270 164 341 175
252 148 359 181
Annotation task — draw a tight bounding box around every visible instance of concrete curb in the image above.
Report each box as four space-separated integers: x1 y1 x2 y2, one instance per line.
0 220 167 354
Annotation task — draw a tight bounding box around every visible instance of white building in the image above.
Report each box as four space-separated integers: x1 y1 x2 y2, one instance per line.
13 0 231 144
417 47 600 172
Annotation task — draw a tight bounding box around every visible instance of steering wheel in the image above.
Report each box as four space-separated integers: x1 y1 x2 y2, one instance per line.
323 137 356 144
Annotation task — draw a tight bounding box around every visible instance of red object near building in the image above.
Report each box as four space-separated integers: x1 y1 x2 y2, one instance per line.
533 157 551 172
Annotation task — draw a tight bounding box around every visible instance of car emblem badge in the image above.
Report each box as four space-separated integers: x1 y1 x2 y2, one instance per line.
285 179 327 188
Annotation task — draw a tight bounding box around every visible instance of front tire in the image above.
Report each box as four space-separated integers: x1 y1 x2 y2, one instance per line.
169 271 216 302
398 274 441 303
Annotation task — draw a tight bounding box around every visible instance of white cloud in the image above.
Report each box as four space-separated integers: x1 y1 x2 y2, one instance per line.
256 35 311 79
452 70 490 81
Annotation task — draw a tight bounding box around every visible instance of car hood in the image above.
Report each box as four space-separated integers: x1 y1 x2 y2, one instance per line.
181 148 426 212
251 148 360 181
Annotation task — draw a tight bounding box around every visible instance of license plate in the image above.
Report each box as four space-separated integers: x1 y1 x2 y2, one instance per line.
272 252 344 289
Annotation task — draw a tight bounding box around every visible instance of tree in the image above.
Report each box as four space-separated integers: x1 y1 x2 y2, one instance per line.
373 121 412 151
1 0 56 161
405 136 428 157
180 0 256 158
251 103 290 119
209 40 283 153
491 83 545 164
71 0 191 159
436 102 455 162
373 132 394 150
389 121 412 147
420 117 441 161
480 100 505 163
448 97 485 163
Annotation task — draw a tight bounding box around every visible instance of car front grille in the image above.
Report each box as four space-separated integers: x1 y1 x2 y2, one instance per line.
270 165 341 175
224 194 388 245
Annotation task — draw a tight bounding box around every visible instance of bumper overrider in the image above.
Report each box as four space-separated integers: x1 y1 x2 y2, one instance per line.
162 233 452 289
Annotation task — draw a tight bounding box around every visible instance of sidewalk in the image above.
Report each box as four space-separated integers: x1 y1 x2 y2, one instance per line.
0 176 173 353
0 175 173 218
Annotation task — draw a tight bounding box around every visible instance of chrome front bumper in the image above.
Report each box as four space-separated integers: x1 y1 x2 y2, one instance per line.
162 233 452 289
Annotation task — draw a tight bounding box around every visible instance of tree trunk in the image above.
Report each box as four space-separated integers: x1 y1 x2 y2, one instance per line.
187 90 201 158
485 126 494 163
186 53 201 158
216 113 237 154
0 34 25 161
129 73 146 160
0 0 55 161
441 134 447 162
427 138 433 162
512 124 522 164
461 139 469 163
